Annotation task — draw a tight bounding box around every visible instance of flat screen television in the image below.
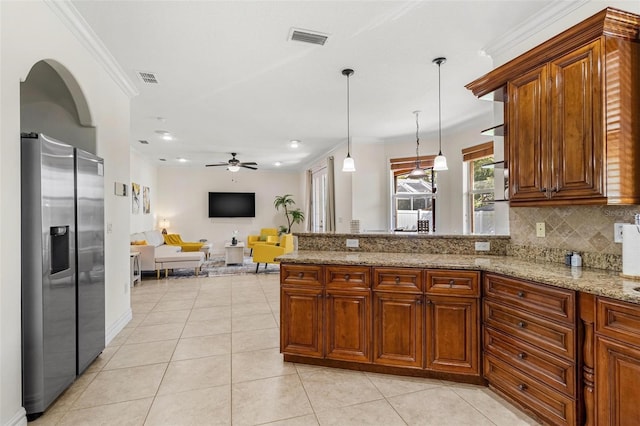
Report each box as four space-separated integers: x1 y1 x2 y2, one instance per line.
208 192 255 218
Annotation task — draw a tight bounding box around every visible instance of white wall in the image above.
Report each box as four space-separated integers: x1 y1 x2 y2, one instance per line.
155 166 302 255
1 2 132 424
130 148 158 234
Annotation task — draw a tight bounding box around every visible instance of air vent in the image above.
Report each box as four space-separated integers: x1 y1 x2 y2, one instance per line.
138 140 149 145
289 28 329 46
137 71 159 84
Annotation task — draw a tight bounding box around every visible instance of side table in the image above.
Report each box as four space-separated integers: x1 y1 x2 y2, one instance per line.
130 251 141 286
224 242 245 266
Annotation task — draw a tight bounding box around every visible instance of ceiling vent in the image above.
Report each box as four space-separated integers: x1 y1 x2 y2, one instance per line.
137 71 159 84
288 28 329 46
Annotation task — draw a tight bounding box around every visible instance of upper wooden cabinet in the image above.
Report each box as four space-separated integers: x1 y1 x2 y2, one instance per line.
467 8 640 206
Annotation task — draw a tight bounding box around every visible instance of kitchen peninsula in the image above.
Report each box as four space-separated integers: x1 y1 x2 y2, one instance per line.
278 232 640 425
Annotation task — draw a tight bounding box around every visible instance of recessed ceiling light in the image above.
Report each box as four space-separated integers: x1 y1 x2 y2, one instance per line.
138 140 149 145
159 158 166 161
290 140 300 148
177 158 188 163
155 130 173 140
275 161 282 167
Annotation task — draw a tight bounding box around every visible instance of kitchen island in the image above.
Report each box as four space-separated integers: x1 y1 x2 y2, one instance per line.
278 249 640 425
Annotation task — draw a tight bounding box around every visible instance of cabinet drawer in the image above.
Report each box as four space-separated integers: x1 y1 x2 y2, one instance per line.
484 299 575 360
484 353 576 426
425 270 479 297
596 297 640 347
374 268 423 293
281 264 323 286
326 266 371 289
484 326 575 397
484 274 575 324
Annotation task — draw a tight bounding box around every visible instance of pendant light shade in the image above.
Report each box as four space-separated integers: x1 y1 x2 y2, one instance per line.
341 68 356 172
409 110 427 177
432 57 448 171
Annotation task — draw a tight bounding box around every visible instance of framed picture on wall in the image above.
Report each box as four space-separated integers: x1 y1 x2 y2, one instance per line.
143 186 150 214
132 182 140 214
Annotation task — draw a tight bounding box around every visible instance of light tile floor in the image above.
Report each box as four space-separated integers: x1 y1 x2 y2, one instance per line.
32 273 542 425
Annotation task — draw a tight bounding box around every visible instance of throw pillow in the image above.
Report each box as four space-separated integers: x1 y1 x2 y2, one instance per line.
259 235 268 241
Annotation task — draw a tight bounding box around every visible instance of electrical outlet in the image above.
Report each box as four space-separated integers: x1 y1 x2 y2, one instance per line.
614 223 624 243
346 239 359 248
475 241 490 251
536 222 546 238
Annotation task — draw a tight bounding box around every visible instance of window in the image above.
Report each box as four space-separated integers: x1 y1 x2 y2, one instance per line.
390 155 437 232
462 142 495 234
311 168 327 232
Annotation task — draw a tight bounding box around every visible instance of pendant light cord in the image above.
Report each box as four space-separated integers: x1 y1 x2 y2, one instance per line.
437 61 442 155
414 111 420 164
346 72 351 157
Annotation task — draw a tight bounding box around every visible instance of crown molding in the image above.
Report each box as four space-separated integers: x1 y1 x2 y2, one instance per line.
482 0 589 61
45 0 139 98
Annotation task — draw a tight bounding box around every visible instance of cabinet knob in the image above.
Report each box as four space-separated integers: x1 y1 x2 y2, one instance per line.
518 384 527 391
298 272 304 278
395 276 400 284
449 279 455 288
517 291 525 298
517 352 527 360
517 321 527 328
540 187 547 193
344 274 350 281
417 299 423 305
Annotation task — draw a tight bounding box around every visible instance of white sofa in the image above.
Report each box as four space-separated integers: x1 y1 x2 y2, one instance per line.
130 230 206 278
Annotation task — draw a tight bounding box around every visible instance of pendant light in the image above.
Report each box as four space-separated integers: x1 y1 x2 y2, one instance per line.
341 68 356 172
409 110 427 177
432 57 448 171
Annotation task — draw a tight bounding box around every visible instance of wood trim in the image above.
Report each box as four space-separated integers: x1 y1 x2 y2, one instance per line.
391 155 436 177
462 141 494 162
465 7 640 98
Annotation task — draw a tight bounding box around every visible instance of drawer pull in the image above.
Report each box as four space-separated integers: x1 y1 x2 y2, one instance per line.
517 352 527 360
395 276 400 284
449 279 455 288
518 384 527 391
517 291 525 298
344 274 350 281
298 272 304 278
517 321 527 328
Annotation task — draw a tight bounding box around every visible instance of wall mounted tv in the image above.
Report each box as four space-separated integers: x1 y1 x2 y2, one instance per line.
208 192 256 218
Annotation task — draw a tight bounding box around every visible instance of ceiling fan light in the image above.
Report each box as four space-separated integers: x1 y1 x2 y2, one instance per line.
342 155 355 172
227 165 240 172
409 166 427 177
433 154 448 171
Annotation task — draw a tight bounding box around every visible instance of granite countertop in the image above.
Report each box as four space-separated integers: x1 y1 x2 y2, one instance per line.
278 250 640 305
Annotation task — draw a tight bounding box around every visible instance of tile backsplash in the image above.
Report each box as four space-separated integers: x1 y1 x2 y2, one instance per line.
509 205 640 270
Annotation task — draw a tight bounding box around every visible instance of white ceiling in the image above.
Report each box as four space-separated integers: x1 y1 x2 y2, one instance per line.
71 0 559 171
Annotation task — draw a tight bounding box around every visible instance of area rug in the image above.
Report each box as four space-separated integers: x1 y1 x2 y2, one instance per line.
164 255 280 278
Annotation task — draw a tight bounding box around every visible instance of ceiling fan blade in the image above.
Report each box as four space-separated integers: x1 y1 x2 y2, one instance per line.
241 165 258 170
205 163 228 167
239 162 258 166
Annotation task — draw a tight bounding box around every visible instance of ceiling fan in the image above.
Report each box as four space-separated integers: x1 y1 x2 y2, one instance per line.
205 153 257 171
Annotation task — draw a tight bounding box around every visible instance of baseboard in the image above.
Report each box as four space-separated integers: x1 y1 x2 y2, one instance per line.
5 407 27 426
105 307 132 345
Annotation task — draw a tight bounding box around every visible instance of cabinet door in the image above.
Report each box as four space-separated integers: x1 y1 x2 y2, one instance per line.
281 286 323 358
373 292 423 368
325 288 371 363
425 296 479 375
508 65 549 202
550 39 604 200
596 336 640 426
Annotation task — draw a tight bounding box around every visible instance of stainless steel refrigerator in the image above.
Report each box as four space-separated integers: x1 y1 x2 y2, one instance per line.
21 133 105 419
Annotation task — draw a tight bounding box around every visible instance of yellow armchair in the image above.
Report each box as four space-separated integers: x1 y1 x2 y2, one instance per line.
252 234 294 273
247 228 278 254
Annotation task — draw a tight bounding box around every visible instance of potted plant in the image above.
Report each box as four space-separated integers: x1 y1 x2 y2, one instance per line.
274 194 305 234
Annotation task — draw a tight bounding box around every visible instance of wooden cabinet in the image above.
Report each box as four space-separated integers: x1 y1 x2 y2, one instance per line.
424 270 480 376
373 268 423 368
280 264 372 362
325 266 371 363
592 297 640 426
483 273 578 425
467 8 640 206
508 40 604 204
